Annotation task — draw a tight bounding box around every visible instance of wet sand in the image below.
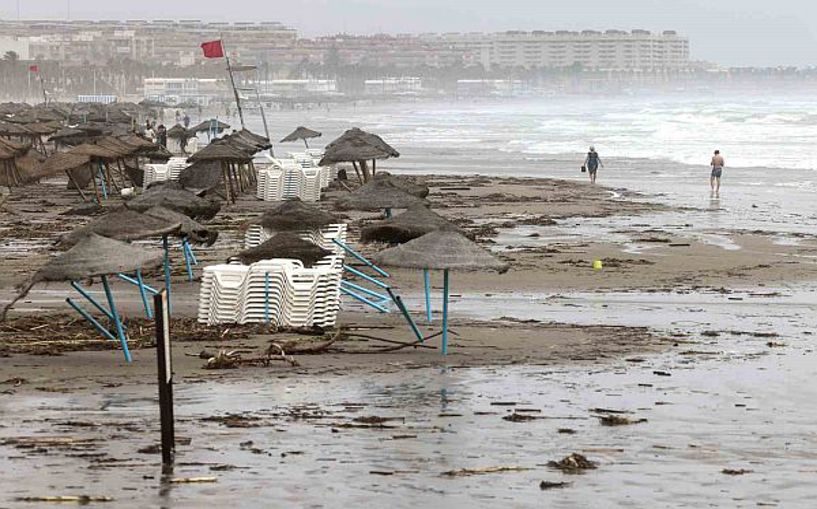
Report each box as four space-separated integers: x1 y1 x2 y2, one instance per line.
2 172 817 507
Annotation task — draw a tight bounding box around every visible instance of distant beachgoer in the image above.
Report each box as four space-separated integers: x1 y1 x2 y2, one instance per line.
583 146 604 184
156 124 167 148
145 125 156 143
710 149 725 196
183 112 190 128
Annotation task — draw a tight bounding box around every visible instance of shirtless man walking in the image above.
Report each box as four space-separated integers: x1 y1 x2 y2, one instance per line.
710 150 724 196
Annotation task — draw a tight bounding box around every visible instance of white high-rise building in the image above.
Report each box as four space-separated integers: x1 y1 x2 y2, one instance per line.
432 30 690 71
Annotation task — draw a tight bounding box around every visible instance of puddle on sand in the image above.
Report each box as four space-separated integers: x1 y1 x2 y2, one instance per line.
2 287 816 508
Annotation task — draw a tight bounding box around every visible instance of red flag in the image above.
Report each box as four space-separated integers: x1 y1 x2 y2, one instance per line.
28 64 39 73
200 40 224 59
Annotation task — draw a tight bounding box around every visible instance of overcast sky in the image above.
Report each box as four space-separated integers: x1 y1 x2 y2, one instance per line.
1 0 816 66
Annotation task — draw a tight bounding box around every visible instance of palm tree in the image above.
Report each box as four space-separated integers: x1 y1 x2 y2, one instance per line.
3 51 19 63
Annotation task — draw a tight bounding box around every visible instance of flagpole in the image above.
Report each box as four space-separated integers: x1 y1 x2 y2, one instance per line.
39 74 48 105
221 36 245 129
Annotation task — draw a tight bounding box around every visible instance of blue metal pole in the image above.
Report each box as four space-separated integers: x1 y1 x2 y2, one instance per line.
264 272 271 324
65 297 117 341
386 288 424 342
101 275 132 363
332 239 390 278
181 239 194 281
340 287 390 313
442 269 450 356
343 265 390 289
135 269 152 319
341 280 389 301
162 235 172 314
424 269 432 322
384 208 392 218
185 240 198 265
70 281 114 320
116 274 159 294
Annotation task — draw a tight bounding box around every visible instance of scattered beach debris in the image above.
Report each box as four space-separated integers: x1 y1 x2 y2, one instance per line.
169 477 217 484
503 412 540 422
539 481 572 490
442 466 532 477
15 495 113 503
598 414 648 426
547 453 598 473
721 468 753 476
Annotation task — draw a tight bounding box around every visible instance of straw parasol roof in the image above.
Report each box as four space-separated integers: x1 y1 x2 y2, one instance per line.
335 177 429 211
253 199 341 232
49 127 89 144
373 172 429 198
233 232 331 266
372 229 509 273
319 127 399 166
37 152 92 177
190 119 230 134
0 233 164 321
127 186 221 220
69 143 121 160
144 206 219 245
167 124 193 140
280 126 321 143
360 204 469 244
58 208 183 248
188 140 252 162
178 160 223 193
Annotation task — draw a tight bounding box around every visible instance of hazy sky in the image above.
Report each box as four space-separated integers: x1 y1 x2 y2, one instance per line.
1 0 816 66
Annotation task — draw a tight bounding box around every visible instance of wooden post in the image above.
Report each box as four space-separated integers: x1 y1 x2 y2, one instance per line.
154 289 175 465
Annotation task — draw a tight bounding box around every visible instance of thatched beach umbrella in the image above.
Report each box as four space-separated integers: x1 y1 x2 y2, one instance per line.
372 229 508 354
0 233 164 362
58 208 183 248
188 139 255 203
253 199 340 233
360 204 468 244
319 127 399 182
335 177 428 213
280 126 322 149
127 185 221 220
233 232 330 266
178 160 223 195
144 206 218 246
191 119 230 136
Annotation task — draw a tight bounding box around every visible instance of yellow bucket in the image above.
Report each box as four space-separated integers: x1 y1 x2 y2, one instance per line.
592 260 603 271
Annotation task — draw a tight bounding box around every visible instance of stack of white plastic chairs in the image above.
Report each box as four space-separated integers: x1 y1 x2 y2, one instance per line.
143 157 190 187
197 255 344 327
255 152 334 202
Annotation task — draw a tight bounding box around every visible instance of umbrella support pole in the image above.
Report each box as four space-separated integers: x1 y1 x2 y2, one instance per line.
180 239 194 282
66 297 117 342
162 235 172 315
116 274 160 295
442 269 450 355
340 287 389 313
186 241 198 265
332 239 390 277
101 275 133 363
341 280 388 302
98 162 108 200
135 269 153 319
70 281 115 321
343 265 389 289
423 269 433 322
386 288 424 342
384 208 392 218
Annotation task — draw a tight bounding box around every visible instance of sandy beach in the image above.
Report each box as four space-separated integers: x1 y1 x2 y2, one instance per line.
3 166 817 507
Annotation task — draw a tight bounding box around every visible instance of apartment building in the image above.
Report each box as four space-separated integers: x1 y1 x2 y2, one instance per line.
431 30 689 70
0 19 297 65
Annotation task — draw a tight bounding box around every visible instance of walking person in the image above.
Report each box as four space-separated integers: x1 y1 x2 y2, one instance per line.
710 150 725 197
583 146 604 184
